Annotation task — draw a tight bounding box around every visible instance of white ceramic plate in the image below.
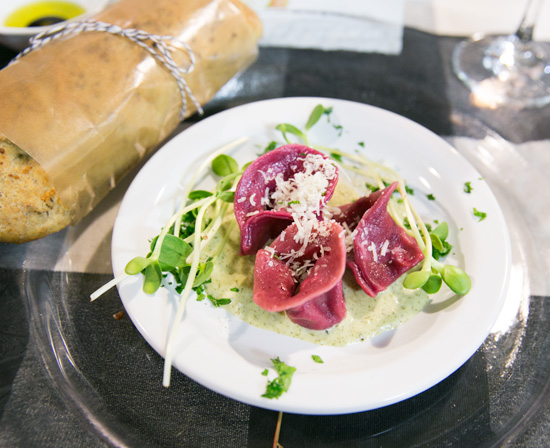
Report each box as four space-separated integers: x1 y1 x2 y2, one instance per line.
111 97 511 414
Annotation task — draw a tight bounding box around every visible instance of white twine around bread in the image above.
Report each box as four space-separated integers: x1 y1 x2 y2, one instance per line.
12 19 204 120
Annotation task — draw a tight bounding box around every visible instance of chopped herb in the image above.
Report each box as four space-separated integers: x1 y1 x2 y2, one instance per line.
473 208 487 221
258 140 278 155
262 357 296 399
333 124 343 136
432 240 453 260
312 355 324 364
366 183 379 193
427 194 436 201
405 185 414 195
261 369 269 376
230 287 240 292
305 105 328 130
358 141 365 147
330 152 343 162
207 295 231 307
464 181 473 193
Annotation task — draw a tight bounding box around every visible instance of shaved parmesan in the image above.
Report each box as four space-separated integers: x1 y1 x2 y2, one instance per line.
367 241 378 263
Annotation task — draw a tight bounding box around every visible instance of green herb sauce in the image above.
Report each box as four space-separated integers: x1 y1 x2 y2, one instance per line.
204 181 429 347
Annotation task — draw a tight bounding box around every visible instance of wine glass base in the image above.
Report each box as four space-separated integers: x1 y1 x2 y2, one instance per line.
452 34 550 109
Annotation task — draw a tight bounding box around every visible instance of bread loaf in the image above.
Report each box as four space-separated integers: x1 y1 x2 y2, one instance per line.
0 137 70 243
0 0 261 244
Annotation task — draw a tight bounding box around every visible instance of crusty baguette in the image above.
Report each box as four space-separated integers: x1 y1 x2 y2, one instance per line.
0 137 70 243
0 0 260 244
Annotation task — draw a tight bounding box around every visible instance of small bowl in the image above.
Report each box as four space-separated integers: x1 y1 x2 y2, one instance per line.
0 0 110 51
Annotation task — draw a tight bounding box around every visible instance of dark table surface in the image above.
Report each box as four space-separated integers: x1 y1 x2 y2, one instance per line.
2 23 550 447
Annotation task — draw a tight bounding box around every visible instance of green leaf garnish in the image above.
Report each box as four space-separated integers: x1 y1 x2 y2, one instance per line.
431 222 448 241
125 256 152 275
422 274 442 294
188 190 213 200
262 357 296 399
143 261 163 295
430 233 444 252
432 240 452 260
192 261 214 288
427 193 436 201
230 287 240 292
312 355 324 364
464 181 473 193
276 123 305 143
305 104 327 131
218 191 235 203
403 270 430 289
212 154 239 177
207 296 231 307
441 265 471 295
473 208 487 221
258 141 278 155
330 152 343 162
158 235 192 269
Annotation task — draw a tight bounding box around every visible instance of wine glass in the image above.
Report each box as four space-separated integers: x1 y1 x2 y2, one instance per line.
452 0 550 108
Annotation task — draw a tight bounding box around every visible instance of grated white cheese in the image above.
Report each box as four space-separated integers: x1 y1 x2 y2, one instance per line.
261 152 342 279
237 197 247 203
380 239 390 256
270 153 337 250
249 193 256 206
367 241 378 263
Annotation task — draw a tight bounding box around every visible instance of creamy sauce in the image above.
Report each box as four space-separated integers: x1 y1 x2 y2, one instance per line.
204 178 429 347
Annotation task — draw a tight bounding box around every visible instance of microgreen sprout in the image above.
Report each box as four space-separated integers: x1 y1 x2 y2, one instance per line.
90 138 248 387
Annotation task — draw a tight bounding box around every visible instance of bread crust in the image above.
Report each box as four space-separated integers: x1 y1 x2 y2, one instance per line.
0 137 70 243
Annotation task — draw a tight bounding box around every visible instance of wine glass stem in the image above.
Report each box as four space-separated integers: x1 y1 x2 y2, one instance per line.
516 0 544 42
